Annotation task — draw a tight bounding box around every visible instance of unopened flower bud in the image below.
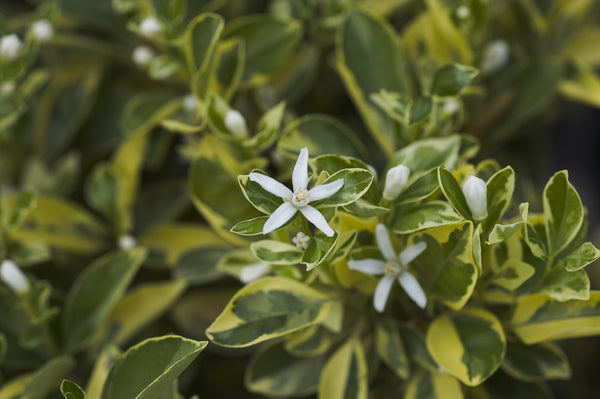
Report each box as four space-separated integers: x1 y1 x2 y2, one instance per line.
456 5 470 19
383 164 410 200
442 99 459 115
118 235 136 250
0 260 29 293
132 45 154 66
480 39 510 75
32 20 54 42
1 81 15 94
239 263 270 284
225 110 247 138
462 175 487 220
0 34 22 59
139 17 162 37
183 94 198 113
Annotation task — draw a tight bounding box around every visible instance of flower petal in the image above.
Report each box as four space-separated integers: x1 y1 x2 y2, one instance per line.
299 205 334 237
249 172 293 200
292 147 309 191
398 272 427 308
309 178 344 201
239 263 270 283
263 202 297 234
374 275 395 313
398 241 427 265
375 224 396 262
347 259 386 275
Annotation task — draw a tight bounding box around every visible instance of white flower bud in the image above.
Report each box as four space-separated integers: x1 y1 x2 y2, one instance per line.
183 94 198 113
1 260 29 293
456 5 470 19
442 99 459 115
480 39 510 75
32 20 54 42
462 175 488 220
132 45 154 66
1 81 15 94
118 235 136 250
383 164 410 201
0 34 22 59
292 232 310 250
239 263 270 284
225 110 247 138
139 17 162 37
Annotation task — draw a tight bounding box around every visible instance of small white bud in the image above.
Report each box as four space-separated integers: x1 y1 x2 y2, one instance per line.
383 164 410 201
139 17 162 37
462 175 488 220
456 5 470 19
32 20 54 42
1 260 29 293
182 94 198 113
442 99 459 115
132 45 154 66
480 39 510 75
0 34 22 59
224 110 247 138
118 235 136 250
292 232 310 250
1 81 15 94
239 263 270 284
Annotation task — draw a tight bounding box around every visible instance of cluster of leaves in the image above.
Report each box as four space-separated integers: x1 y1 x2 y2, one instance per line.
1 0 600 398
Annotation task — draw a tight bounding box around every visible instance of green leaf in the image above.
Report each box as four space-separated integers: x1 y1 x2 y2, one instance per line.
390 135 462 172
318 336 368 399
61 379 86 399
246 101 286 150
225 16 302 86
205 91 240 138
483 166 515 235
405 370 464 399
185 13 224 97
312 169 373 208
376 318 410 379
336 9 410 155
246 343 326 397
302 232 338 271
100 336 206 399
537 268 590 302
502 341 570 382
251 240 302 265
426 308 506 386
431 64 478 97
6 190 36 231
151 0 186 25
488 259 535 291
487 203 529 245
103 280 187 346
562 242 600 271
410 222 477 310
62 248 147 351
543 171 584 256
391 201 463 234
175 247 229 284
0 334 5 363
438 167 471 219
230 216 270 236
0 356 74 399
206 277 337 347
409 97 433 125
121 91 180 137
511 292 600 344
284 325 339 357
238 172 282 214
395 168 439 205
87 346 121 399
212 38 245 100
278 114 367 159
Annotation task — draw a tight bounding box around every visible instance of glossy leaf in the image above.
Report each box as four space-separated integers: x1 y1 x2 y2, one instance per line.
405 370 463 399
251 240 302 265
438 167 472 219
318 336 368 399
302 232 338 271
483 166 515 235
431 64 478 96
230 216 270 236
392 201 463 234
0 356 74 399
61 379 86 399
395 168 439 204
426 308 506 386
376 318 410 379
563 242 600 271
489 259 535 291
502 341 570 382
537 268 590 302
246 101 286 150
311 168 373 208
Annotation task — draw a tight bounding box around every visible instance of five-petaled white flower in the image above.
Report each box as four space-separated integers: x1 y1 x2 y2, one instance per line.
249 147 344 237
292 232 310 250
348 224 427 312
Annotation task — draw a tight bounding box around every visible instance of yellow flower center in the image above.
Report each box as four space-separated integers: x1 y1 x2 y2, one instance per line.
292 188 310 207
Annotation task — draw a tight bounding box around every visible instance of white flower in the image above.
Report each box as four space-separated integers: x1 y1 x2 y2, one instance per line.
442 99 459 115
249 147 344 237
348 224 427 312
239 262 270 283
292 232 310 250
0 34 22 59
183 94 198 113
383 164 410 201
0 260 29 293
118 235 136 250
456 5 470 19
480 39 510 75
1 81 15 94
132 45 154 66
462 175 488 220
32 20 54 42
139 17 162 37
225 110 247 138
